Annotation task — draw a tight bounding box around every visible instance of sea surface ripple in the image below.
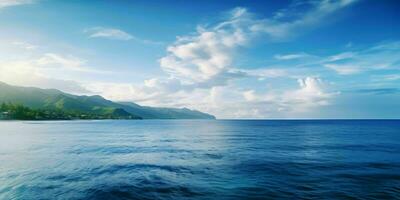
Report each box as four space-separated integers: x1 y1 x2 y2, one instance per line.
0 120 400 199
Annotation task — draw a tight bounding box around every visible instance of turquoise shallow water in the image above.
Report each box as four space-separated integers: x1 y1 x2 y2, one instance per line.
0 120 400 199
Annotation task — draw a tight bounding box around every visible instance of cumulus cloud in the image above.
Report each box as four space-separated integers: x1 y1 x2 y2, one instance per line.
85 80 210 109
287 77 336 109
160 19 248 82
84 2 357 117
242 77 337 113
159 1 356 84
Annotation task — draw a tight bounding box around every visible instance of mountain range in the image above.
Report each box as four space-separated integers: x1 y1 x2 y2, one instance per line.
0 82 215 120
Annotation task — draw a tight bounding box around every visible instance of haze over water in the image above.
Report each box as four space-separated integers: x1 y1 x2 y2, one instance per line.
1 120 399 199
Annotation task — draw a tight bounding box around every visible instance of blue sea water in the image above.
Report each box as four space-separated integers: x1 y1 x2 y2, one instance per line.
0 120 399 200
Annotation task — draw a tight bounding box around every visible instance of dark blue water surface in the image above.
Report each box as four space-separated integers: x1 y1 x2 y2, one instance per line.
0 120 400 199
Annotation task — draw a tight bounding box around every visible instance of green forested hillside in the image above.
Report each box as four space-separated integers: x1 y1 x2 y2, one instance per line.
0 82 215 120
0 102 135 120
118 102 216 119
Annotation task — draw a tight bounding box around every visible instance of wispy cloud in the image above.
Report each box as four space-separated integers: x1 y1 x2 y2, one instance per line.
324 41 400 75
379 74 400 81
12 41 37 50
0 59 90 94
0 0 35 9
37 53 86 70
328 52 357 61
84 27 133 40
274 53 309 60
0 51 112 94
271 41 400 77
324 64 361 75
250 0 359 40
84 27 163 45
37 53 112 74
353 88 400 95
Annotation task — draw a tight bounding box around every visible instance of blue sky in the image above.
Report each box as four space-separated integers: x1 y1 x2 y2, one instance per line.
0 0 399 118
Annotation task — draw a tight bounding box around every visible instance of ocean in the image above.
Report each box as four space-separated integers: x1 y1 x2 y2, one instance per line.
0 120 399 199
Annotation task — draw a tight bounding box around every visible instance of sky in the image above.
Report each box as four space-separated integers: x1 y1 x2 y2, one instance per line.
0 0 399 119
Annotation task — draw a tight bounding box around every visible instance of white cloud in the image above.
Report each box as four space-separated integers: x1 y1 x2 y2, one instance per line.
84 27 163 44
84 3 358 117
242 77 337 113
242 68 289 80
243 90 257 102
274 53 309 60
0 59 89 94
177 77 338 118
86 74 337 119
328 52 357 61
12 41 37 50
381 74 400 81
85 27 134 40
159 1 356 84
371 74 400 83
34 53 110 74
325 64 361 75
272 42 400 77
288 77 336 109
0 0 34 9
324 41 400 75
37 53 85 69
160 24 247 82
250 0 358 40
0 51 114 94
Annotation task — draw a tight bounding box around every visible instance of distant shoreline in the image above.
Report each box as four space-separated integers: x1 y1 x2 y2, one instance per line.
0 118 219 121
0 82 216 120
2 119 399 122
